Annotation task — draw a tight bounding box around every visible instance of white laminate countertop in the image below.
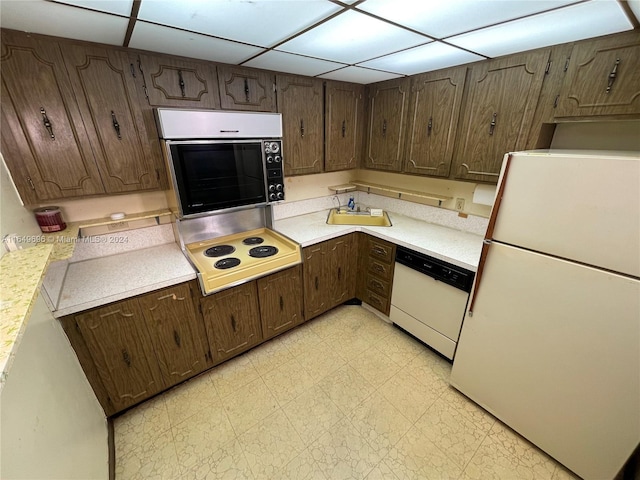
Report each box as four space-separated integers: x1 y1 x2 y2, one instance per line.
274 210 484 272
54 243 196 318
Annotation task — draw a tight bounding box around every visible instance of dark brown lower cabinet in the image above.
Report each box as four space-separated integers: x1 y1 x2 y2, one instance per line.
258 265 304 340
138 283 210 385
200 281 263 363
72 298 165 414
303 234 358 321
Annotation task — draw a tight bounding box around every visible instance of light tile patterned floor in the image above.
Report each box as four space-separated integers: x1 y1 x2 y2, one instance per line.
114 305 581 480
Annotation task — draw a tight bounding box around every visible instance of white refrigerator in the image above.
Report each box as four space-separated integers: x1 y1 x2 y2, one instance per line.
450 151 640 480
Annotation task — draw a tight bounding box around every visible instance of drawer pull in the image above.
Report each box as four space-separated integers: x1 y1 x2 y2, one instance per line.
173 330 181 347
342 120 346 138
488 112 497 136
111 111 122 139
373 263 384 273
279 295 284 311
244 78 250 102
231 314 237 333
427 116 432 136
177 69 186 97
369 294 382 307
315 276 319 290
372 246 387 256
606 58 620 94
337 267 342 280
371 279 383 291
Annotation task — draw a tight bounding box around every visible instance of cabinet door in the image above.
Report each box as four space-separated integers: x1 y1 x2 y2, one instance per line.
303 242 328 320
277 75 324 175
61 44 162 193
0 31 104 203
327 235 356 307
75 298 165 412
138 283 210 386
200 282 262 363
404 67 466 178
218 65 276 112
453 50 549 183
137 53 221 109
365 77 410 172
325 81 365 172
257 265 304 340
556 31 640 118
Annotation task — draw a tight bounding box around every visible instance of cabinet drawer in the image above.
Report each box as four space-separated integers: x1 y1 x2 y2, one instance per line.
364 289 389 315
368 259 393 281
367 238 394 263
365 274 390 298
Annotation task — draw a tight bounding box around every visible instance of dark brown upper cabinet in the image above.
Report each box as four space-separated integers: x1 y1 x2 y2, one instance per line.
0 31 105 203
61 43 164 193
555 30 640 119
135 53 221 109
324 81 365 172
218 65 276 112
364 77 411 172
404 67 467 178
276 74 324 176
452 50 550 183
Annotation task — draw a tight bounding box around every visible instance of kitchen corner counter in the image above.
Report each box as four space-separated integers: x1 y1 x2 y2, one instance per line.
54 243 197 318
274 210 484 271
0 244 54 387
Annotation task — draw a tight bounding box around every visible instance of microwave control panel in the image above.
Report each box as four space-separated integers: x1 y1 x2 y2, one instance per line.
264 141 285 202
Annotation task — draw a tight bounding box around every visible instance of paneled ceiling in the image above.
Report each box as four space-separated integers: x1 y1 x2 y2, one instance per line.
1 0 638 84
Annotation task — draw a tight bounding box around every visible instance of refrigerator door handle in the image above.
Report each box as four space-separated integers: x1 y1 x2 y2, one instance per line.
468 153 514 316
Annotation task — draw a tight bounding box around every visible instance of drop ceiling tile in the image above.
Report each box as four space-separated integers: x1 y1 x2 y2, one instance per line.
129 22 265 64
244 51 346 77
137 0 342 48
447 1 633 58
277 10 429 64
357 0 582 38
318 66 402 84
0 0 128 45
53 0 133 16
358 42 484 75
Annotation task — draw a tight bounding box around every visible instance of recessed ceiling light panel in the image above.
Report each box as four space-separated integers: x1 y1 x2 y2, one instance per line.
54 0 134 17
357 0 583 38
318 66 403 84
358 42 484 75
447 1 633 57
137 0 342 47
277 10 429 64
244 51 346 77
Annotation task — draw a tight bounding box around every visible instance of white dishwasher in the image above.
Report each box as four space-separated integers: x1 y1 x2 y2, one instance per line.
390 246 474 359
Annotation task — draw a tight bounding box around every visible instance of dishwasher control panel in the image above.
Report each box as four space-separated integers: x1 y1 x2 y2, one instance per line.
395 246 474 293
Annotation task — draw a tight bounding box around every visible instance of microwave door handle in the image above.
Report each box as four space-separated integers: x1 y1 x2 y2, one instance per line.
219 130 240 133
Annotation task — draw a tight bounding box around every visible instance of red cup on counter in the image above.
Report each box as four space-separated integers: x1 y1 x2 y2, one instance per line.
33 206 67 233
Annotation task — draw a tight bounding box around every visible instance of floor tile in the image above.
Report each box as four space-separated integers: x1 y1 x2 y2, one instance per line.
384 425 463 480
283 384 344 445
483 421 556 479
163 373 220 427
403 349 452 388
296 339 346 381
365 461 401 480
349 346 401 388
115 430 181 480
460 433 553 480
261 447 328 480
414 396 490 469
172 402 236 470
552 464 582 480
244 338 295 376
438 387 495 432
377 369 443 423
186 438 255 480
208 354 260 398
373 328 425 366
279 321 323 357
348 391 413 458
310 417 382 480
317 364 375 415
113 395 171 460
239 409 306 478
307 309 346 339
326 329 374 361
262 357 316 407
221 377 280 435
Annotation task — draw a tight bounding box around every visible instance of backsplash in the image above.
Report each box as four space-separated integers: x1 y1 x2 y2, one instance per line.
273 192 489 236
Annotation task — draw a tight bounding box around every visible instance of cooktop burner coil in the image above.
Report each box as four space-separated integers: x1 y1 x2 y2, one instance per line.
214 257 241 269
243 236 264 245
204 245 236 257
249 246 279 258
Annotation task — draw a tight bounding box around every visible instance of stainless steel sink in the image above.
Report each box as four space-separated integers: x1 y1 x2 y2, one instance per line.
326 208 392 227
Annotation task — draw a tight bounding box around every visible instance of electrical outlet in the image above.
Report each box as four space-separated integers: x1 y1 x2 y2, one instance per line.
455 198 465 211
